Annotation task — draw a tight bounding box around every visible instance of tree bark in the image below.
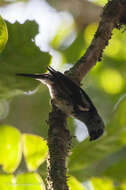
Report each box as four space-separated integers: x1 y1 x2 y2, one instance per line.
47 105 71 190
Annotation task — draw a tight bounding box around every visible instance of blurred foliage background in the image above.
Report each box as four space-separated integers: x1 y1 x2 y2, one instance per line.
0 0 126 189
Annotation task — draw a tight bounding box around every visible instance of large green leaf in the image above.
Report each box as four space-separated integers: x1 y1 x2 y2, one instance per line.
0 174 14 190
0 125 22 173
16 172 45 190
22 134 48 171
0 124 48 173
0 16 8 52
0 21 50 99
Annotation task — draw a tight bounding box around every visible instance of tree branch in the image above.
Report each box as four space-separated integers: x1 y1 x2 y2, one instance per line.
47 0 126 189
67 0 126 83
47 105 71 190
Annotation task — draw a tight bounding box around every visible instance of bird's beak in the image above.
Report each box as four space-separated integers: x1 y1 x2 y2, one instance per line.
16 73 43 79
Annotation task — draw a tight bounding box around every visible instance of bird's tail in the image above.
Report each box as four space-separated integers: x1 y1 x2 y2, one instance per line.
75 110 105 141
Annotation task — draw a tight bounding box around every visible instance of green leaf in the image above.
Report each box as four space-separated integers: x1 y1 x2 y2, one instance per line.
91 177 114 190
0 16 8 52
103 147 126 181
0 174 15 190
94 0 108 6
0 21 50 99
119 181 126 190
63 31 86 64
67 176 85 190
0 125 22 173
16 173 45 190
22 134 48 171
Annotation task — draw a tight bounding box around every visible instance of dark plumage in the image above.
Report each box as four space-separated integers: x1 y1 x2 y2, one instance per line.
17 67 105 141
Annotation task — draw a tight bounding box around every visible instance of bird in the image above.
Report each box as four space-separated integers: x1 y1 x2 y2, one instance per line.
16 66 105 141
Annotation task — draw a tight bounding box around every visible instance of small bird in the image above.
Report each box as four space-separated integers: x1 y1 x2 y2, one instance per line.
17 67 105 141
